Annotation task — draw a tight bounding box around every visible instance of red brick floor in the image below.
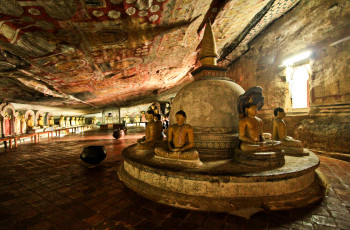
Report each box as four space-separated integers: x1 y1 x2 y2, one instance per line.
0 129 349 230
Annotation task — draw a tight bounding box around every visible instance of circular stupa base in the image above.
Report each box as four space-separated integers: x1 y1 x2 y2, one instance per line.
118 145 327 219
234 148 285 167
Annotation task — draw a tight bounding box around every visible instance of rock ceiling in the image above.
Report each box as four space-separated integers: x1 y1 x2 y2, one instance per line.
0 0 300 109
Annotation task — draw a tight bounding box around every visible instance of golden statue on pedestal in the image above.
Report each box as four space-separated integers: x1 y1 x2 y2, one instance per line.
38 115 44 128
27 114 34 128
137 110 163 153
155 110 199 160
273 107 308 156
49 117 55 126
235 87 284 167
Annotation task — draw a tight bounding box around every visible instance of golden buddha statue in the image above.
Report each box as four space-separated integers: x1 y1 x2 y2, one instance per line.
83 117 86 125
235 87 284 167
155 110 199 160
27 114 34 128
154 114 163 140
20 114 27 134
124 115 130 124
134 115 141 126
38 115 44 127
137 110 163 152
239 104 281 152
273 107 308 155
49 117 55 126
92 117 97 125
59 116 65 127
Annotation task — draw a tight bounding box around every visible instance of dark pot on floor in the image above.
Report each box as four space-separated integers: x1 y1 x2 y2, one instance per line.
113 129 125 139
80 146 106 164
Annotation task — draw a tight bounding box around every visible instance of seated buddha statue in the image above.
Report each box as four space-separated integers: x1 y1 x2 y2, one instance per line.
49 117 55 126
155 110 199 160
272 107 308 155
82 118 86 125
239 104 281 152
136 110 163 153
235 87 284 167
26 114 38 131
154 114 164 140
38 115 45 128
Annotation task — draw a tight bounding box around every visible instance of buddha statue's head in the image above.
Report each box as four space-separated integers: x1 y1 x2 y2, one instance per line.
146 110 154 122
151 104 155 110
166 102 170 108
274 107 286 118
154 114 161 121
175 110 186 125
244 104 258 117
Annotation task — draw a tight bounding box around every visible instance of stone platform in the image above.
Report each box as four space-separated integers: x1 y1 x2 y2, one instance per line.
118 145 327 219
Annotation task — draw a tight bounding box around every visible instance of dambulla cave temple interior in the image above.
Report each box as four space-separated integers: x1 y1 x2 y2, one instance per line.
0 0 349 229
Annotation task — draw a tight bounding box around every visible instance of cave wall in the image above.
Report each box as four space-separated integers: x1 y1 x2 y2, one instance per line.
226 0 350 154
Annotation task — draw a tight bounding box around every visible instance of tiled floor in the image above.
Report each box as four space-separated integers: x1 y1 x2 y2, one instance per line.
0 129 349 230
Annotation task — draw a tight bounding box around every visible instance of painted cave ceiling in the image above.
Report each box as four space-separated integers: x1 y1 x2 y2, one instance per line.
0 0 300 108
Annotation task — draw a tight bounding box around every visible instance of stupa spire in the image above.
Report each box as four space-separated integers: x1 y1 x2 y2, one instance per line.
199 19 218 66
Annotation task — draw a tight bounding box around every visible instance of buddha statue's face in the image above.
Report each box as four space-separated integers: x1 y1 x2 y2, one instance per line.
147 113 154 122
277 110 286 118
151 105 155 110
175 114 186 125
246 105 258 116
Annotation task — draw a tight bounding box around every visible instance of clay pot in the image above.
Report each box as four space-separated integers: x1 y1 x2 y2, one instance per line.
80 146 106 164
113 129 125 139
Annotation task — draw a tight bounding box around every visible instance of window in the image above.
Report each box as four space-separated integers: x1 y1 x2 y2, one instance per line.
286 64 310 109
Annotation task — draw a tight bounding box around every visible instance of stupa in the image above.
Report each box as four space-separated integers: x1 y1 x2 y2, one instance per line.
169 20 244 159
118 20 327 219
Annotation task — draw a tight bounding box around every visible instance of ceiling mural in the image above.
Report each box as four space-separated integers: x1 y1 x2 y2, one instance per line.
0 0 299 108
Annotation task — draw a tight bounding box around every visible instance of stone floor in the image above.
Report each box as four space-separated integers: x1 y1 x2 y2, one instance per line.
0 129 349 230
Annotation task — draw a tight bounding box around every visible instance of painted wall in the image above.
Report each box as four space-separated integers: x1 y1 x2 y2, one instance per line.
225 0 350 153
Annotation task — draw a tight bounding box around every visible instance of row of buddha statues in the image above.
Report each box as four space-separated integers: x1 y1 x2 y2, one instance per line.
1 112 55 136
136 86 306 165
58 116 86 127
0 104 89 137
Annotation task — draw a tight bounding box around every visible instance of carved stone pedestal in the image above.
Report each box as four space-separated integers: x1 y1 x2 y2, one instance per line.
118 145 327 219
